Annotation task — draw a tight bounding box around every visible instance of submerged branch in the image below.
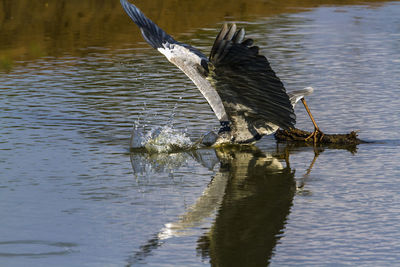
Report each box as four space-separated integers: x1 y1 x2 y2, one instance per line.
274 128 365 146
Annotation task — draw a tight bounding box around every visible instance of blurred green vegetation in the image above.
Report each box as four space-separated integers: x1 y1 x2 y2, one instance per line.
0 56 13 72
0 0 393 67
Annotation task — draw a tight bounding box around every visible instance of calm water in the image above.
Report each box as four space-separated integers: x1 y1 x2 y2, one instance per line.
1 1 400 266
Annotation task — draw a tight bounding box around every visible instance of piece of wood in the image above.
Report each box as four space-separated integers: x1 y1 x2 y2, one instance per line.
274 128 364 145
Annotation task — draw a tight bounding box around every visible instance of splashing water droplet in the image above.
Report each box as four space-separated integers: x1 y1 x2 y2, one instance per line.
130 100 200 153
131 124 195 153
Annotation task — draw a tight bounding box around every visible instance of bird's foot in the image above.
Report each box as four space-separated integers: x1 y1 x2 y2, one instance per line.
304 128 324 144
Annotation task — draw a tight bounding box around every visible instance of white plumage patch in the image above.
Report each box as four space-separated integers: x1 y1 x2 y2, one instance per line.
157 43 203 65
289 87 315 108
156 43 228 122
157 45 174 61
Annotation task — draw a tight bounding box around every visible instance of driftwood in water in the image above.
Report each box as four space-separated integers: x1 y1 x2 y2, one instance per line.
275 128 364 145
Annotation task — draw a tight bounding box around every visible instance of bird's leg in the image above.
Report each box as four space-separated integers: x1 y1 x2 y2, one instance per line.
301 98 324 144
297 147 321 191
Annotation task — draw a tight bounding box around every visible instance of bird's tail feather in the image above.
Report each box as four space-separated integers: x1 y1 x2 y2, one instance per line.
288 87 314 107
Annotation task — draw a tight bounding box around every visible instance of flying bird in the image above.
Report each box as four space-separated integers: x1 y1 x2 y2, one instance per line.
120 0 321 145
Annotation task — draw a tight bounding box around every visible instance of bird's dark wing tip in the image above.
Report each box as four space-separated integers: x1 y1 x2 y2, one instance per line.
120 0 176 49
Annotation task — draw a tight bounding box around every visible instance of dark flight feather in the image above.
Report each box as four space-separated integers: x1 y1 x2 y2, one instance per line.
209 24 296 133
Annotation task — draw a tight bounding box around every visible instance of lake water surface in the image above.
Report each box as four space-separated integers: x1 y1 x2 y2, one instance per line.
1 1 400 266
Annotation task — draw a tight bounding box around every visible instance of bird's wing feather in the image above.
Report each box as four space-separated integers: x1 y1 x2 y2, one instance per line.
120 0 228 121
120 0 176 49
208 24 296 140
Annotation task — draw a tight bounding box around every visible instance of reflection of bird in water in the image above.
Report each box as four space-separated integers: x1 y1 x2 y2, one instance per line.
127 146 297 266
120 0 322 146
196 146 296 266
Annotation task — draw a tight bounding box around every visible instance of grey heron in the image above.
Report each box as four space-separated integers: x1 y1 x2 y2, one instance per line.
120 0 322 145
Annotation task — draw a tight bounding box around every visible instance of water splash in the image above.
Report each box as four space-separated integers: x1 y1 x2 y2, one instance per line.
130 123 195 153
130 98 199 153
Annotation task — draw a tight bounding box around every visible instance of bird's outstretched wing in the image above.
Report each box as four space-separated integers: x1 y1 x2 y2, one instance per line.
120 0 228 122
208 24 296 140
121 0 296 143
